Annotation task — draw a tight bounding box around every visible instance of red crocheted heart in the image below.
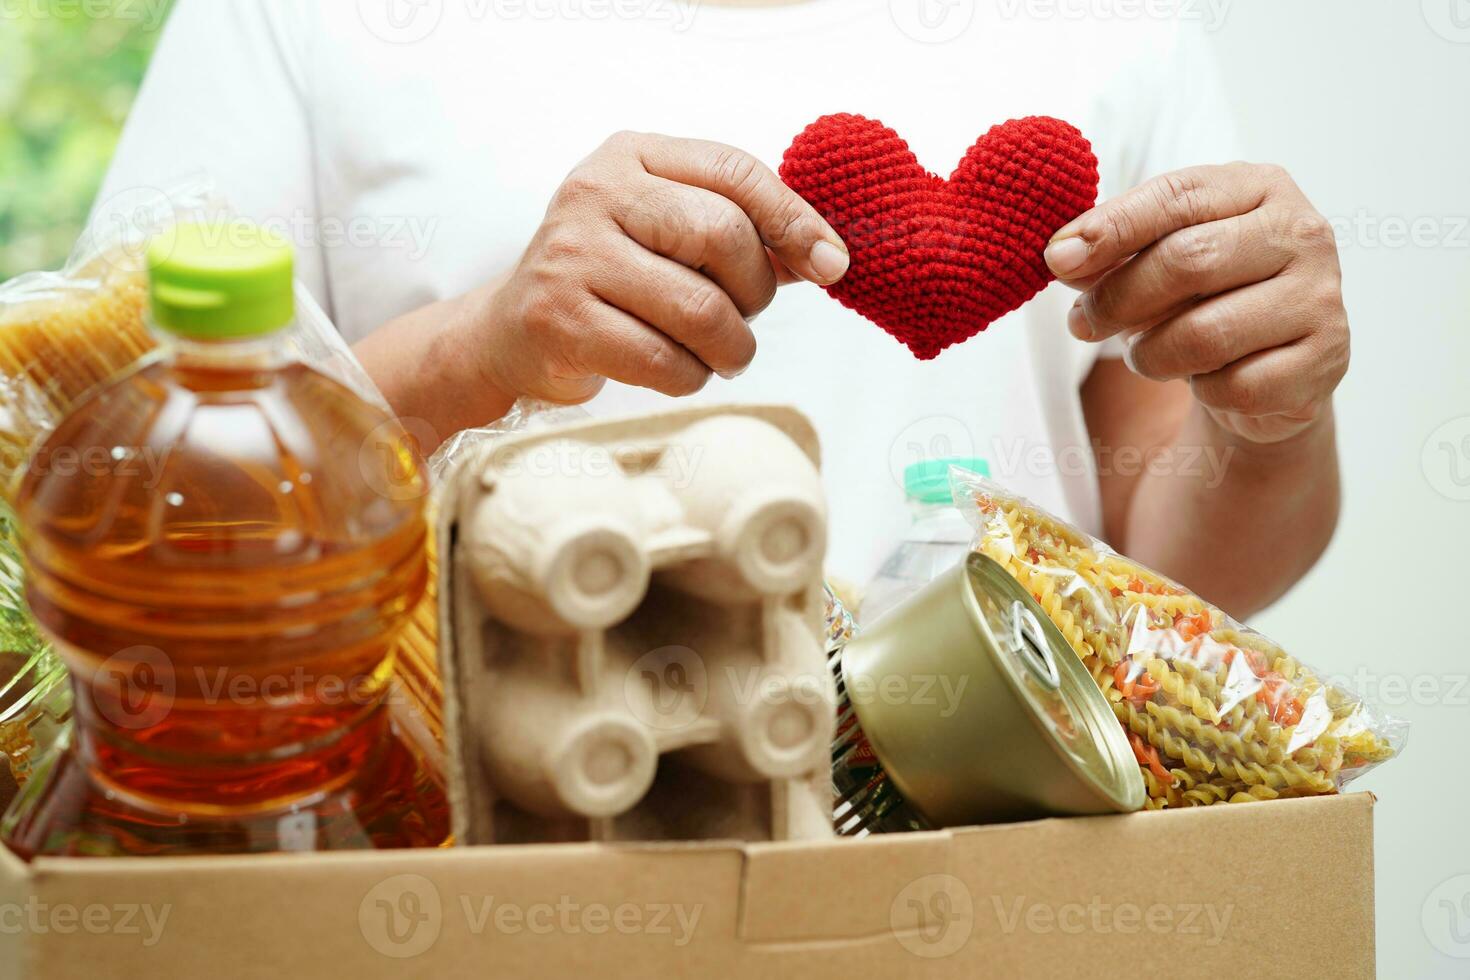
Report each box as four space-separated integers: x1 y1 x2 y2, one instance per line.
780 114 1098 360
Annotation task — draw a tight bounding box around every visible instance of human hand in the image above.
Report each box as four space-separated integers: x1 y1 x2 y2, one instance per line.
468 131 850 405
1045 163 1348 445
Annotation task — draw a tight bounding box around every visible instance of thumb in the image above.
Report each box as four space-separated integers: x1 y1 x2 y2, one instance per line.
769 248 805 287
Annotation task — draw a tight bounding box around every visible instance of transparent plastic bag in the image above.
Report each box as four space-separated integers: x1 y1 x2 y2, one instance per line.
827 583 928 835
0 175 386 491
427 398 591 483
950 468 1406 809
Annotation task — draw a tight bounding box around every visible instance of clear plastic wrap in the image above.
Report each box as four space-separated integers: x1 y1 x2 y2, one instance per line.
0 176 386 490
828 582 931 835
427 398 591 483
951 468 1406 809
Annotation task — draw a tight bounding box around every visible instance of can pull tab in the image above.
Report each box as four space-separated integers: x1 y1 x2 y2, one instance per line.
1011 600 1061 690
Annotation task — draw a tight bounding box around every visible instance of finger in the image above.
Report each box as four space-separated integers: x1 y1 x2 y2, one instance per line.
588 238 756 380
566 299 713 398
1188 334 1349 420
1072 207 1297 342
615 175 778 319
630 134 850 285
1045 164 1284 283
1123 277 1317 382
769 249 803 287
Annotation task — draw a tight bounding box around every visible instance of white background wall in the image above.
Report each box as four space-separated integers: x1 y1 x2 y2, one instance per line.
1204 3 1468 975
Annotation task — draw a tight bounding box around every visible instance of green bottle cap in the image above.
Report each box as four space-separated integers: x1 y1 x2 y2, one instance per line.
903 457 991 505
146 221 294 338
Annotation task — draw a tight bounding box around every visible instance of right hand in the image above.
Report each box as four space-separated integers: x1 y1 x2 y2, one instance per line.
469 131 851 404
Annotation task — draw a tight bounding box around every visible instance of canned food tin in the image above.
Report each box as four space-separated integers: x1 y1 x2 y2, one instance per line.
832 553 1144 834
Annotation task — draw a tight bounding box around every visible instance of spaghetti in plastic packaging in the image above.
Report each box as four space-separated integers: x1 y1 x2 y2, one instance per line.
950 468 1406 809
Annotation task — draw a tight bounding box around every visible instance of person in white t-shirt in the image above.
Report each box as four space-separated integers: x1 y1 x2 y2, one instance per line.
97 0 1349 615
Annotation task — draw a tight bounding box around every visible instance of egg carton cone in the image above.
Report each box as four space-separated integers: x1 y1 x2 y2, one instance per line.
436 405 837 845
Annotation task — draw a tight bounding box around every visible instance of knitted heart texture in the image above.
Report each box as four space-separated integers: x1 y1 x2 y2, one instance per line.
780 114 1099 360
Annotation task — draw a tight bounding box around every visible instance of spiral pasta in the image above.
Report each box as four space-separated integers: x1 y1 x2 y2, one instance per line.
961 476 1402 809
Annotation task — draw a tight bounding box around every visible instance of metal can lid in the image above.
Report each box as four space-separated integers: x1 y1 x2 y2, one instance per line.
840 553 1144 826
961 554 1145 814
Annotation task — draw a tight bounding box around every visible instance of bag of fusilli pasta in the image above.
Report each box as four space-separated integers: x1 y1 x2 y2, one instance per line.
949 468 1405 810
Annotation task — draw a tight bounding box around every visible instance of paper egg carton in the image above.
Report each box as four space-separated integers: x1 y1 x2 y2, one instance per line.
436 405 837 845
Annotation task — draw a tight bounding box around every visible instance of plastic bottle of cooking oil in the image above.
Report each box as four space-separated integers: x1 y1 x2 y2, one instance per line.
1 221 449 856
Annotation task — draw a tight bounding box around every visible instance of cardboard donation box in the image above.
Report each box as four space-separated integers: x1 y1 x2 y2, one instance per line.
0 793 1373 978
0 405 1381 979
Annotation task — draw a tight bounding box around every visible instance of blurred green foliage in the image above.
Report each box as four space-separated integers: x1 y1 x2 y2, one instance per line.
0 0 173 283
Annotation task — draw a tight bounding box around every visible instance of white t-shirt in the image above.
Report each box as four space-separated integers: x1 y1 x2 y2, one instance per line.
98 0 1237 584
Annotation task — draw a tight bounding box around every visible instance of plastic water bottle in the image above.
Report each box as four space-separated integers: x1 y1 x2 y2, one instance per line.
862 457 990 626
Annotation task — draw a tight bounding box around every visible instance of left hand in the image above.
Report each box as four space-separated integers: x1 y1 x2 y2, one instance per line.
1044 163 1348 445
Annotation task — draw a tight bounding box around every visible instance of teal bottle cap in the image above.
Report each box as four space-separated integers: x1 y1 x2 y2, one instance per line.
903 457 991 505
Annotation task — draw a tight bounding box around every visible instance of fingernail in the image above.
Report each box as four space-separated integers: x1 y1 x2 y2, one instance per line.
1122 332 1141 374
809 240 850 283
1068 303 1093 341
1045 236 1089 276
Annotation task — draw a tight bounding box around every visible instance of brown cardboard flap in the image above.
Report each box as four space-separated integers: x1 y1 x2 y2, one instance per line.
738 829 953 944
944 793 1376 979
19 842 747 979
0 794 1377 980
